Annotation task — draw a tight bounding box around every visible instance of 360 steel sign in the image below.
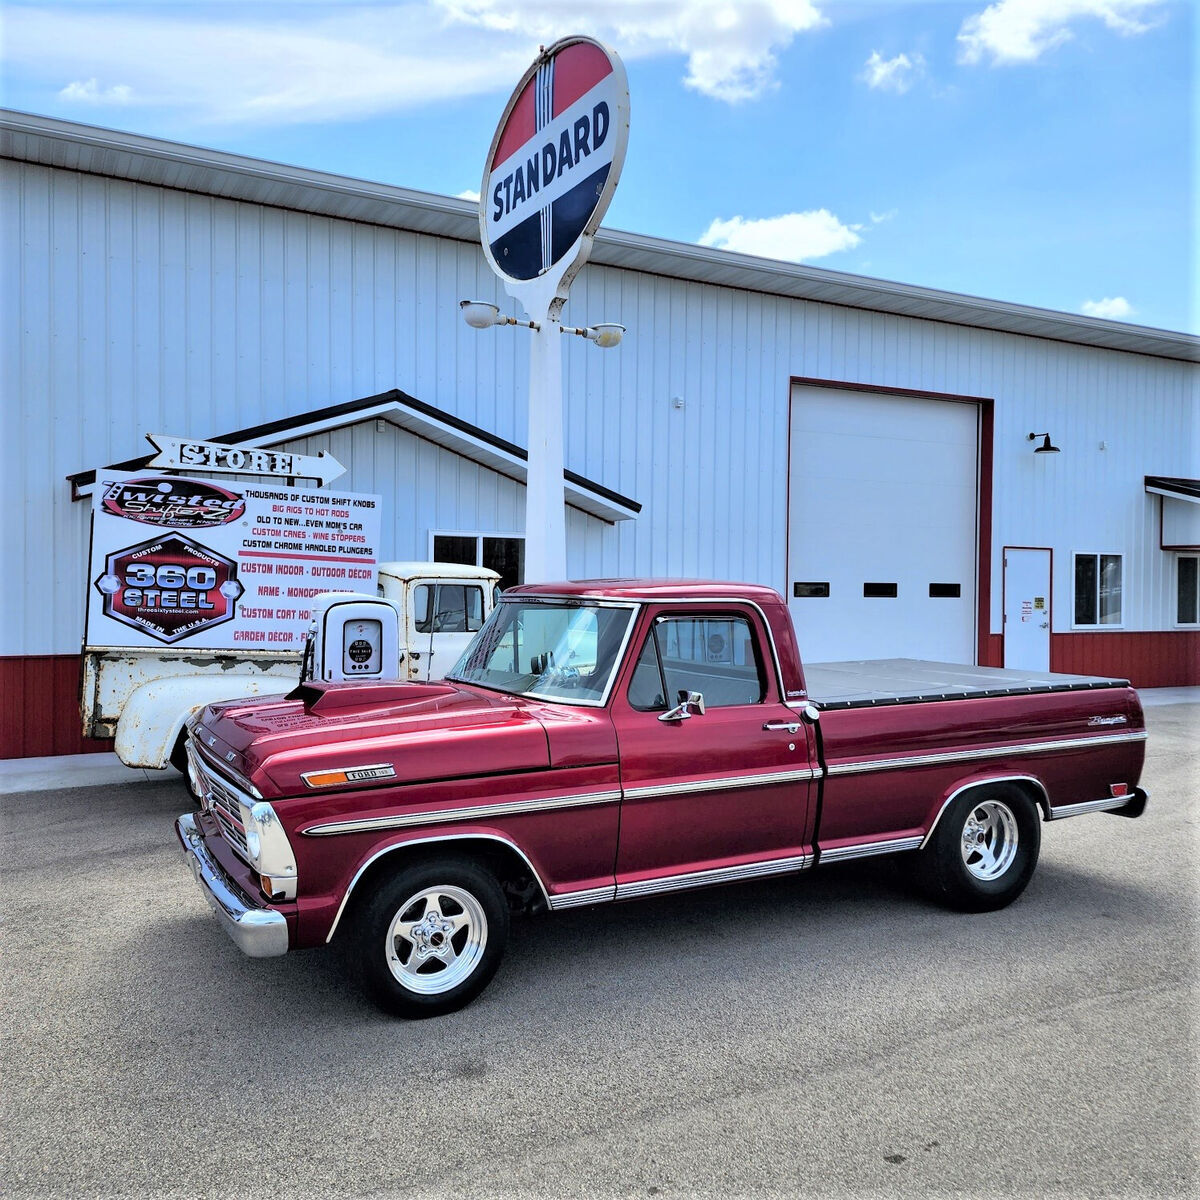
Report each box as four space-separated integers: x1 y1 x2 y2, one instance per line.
481 37 629 285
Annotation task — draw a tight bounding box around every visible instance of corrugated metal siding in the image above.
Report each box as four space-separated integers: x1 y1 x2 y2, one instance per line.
4 157 1197 665
0 656 112 757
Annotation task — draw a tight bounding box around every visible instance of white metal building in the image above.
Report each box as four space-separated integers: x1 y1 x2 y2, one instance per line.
2 110 1197 757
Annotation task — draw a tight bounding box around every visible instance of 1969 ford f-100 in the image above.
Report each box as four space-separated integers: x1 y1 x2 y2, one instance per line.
177 580 1148 1017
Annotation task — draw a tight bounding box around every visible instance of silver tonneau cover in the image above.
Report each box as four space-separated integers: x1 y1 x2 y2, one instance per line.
804 659 1129 711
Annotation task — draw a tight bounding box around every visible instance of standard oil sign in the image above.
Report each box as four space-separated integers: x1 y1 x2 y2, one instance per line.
482 38 629 285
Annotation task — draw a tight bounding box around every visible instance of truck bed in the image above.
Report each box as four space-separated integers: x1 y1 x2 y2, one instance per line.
804 658 1130 711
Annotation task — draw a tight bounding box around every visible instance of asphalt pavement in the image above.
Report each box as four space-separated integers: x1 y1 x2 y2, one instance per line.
2 701 1196 1199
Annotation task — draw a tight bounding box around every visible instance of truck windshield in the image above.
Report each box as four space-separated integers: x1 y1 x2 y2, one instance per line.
447 601 635 705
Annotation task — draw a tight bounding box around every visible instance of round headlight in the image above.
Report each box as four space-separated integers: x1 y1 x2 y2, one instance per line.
244 827 261 860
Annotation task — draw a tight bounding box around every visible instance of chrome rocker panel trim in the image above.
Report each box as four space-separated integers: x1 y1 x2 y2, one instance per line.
1049 790 1149 820
548 885 618 910
615 853 811 900
827 730 1147 778
303 789 623 838
176 813 289 958
819 835 923 863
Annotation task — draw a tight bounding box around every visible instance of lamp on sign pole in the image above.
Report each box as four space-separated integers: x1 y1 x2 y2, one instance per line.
469 36 630 584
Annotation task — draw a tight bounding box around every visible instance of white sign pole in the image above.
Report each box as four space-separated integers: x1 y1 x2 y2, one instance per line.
523 316 566 581
476 37 630 584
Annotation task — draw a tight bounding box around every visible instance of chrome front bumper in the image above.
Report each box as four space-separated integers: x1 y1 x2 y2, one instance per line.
176 813 289 958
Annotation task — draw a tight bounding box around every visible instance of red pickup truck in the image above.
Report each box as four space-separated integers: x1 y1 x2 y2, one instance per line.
177 580 1148 1018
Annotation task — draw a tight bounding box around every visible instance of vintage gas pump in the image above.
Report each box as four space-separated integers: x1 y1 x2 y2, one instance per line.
301 592 402 683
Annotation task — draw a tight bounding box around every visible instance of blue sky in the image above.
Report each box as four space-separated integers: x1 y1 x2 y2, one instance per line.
2 1 1193 331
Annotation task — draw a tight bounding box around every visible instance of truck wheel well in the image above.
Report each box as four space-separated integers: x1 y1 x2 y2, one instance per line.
953 777 1050 821
337 836 548 937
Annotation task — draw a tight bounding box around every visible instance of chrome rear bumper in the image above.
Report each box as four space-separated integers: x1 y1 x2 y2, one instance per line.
176 813 289 958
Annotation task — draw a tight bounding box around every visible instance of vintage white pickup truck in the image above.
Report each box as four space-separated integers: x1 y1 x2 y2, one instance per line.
82 561 499 769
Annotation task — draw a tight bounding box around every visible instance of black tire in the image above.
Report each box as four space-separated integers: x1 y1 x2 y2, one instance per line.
915 784 1041 912
348 856 510 1019
169 731 190 774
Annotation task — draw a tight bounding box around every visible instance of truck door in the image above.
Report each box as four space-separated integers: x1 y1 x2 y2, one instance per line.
610 607 817 891
410 581 486 681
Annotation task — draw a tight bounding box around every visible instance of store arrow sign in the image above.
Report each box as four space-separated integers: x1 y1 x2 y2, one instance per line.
145 434 347 486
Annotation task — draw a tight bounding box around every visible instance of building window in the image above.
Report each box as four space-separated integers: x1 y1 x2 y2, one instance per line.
1178 555 1199 626
431 532 525 591
1074 553 1123 626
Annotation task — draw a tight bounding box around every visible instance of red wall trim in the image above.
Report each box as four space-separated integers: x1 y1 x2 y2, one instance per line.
1051 632 1200 687
0 655 112 759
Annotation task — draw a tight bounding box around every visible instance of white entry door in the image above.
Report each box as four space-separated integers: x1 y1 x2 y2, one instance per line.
1003 548 1051 671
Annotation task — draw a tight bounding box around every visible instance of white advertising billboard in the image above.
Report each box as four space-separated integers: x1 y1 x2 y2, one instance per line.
85 471 382 652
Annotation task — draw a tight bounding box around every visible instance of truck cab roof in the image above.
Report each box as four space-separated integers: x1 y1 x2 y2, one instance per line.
506 579 786 605
378 561 501 583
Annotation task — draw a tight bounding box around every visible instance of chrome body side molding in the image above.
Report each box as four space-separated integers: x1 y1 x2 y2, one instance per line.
303 789 622 837
622 767 818 802
819 835 923 863
324 832 551 944
827 730 1147 778
615 854 811 900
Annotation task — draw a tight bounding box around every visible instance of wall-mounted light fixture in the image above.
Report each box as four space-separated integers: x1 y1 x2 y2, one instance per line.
1028 431 1061 454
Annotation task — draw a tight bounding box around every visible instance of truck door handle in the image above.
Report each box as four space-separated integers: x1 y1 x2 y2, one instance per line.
763 722 801 734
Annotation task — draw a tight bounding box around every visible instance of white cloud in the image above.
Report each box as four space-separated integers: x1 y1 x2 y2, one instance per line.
869 209 897 224
699 210 862 262
438 1 828 103
1081 296 1134 319
59 78 135 105
860 51 924 93
457 189 481 202
958 0 1163 65
1 1 828 126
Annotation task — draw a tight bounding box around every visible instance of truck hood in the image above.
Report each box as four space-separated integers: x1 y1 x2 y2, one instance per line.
195 680 551 796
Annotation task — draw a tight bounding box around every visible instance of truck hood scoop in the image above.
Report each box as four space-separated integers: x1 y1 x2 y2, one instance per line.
290 680 459 713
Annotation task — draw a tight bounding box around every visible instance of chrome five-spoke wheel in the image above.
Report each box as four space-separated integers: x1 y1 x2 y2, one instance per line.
959 799 1019 881
351 856 510 1018
386 885 488 995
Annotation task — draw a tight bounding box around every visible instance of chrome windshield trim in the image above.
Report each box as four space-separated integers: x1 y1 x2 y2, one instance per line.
325 832 551 944
1048 795 1134 820
303 789 623 837
826 730 1147 777
446 598 641 709
623 767 818 802
615 853 811 899
548 884 617 910
819 835 923 863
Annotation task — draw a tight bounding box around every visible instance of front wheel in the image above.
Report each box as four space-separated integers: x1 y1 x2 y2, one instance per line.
915 785 1041 912
349 857 510 1018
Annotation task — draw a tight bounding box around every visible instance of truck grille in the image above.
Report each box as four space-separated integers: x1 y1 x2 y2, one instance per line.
191 747 253 862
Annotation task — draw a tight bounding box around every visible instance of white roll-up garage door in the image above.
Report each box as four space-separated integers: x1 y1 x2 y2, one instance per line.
787 385 979 664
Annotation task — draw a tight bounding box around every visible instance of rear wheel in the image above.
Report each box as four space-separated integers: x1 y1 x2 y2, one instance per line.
916 784 1040 912
349 857 509 1018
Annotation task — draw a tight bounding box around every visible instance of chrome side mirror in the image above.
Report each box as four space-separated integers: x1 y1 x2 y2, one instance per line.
659 690 706 722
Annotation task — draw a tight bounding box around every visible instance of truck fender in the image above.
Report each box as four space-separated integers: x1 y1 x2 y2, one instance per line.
918 774 1051 849
322 828 552 945
114 674 295 769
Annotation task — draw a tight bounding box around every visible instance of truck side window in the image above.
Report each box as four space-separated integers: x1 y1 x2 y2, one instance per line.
419 584 485 634
631 616 765 709
413 585 433 633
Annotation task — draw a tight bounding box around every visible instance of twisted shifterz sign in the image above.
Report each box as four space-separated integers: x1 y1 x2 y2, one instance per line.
86 471 381 650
